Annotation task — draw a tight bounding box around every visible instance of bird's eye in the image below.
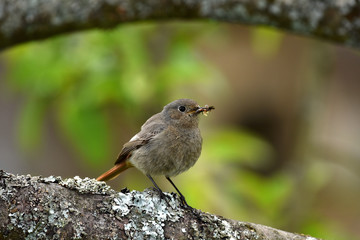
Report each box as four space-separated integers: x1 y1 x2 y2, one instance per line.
178 106 186 112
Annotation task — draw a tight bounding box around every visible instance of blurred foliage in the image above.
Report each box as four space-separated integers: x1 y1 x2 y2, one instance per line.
4 23 224 166
3 22 358 240
203 128 274 165
251 27 284 58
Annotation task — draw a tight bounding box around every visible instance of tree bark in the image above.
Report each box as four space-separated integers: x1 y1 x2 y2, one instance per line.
0 0 359 50
0 170 319 239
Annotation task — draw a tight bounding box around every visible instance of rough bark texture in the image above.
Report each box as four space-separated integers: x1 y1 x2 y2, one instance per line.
0 170 319 240
0 0 359 50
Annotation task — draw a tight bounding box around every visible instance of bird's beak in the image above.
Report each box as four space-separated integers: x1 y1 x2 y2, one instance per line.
189 105 215 116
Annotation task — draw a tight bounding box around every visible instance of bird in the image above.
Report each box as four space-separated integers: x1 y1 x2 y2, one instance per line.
96 98 214 207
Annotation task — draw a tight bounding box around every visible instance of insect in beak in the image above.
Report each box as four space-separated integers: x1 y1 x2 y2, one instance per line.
192 105 215 116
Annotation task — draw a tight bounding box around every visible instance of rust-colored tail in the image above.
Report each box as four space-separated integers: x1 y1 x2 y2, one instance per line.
96 161 133 181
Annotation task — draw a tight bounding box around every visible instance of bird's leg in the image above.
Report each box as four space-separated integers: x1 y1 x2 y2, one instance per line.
166 177 191 209
146 174 171 207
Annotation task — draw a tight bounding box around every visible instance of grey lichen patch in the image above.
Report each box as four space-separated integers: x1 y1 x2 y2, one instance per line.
1 0 360 51
42 175 62 183
112 192 132 216
219 219 241 239
197 0 360 49
269 3 281 15
1 173 38 202
256 0 267 10
268 1 327 31
112 189 184 239
1 173 115 239
60 176 114 195
335 0 356 14
0 171 324 239
198 214 243 240
1 0 97 36
240 229 258 240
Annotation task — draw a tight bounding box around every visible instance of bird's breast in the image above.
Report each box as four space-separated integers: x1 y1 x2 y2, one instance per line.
129 126 202 177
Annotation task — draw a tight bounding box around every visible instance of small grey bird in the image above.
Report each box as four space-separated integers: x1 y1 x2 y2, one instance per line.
96 99 214 206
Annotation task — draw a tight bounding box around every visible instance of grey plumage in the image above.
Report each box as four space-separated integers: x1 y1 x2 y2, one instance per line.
97 98 214 207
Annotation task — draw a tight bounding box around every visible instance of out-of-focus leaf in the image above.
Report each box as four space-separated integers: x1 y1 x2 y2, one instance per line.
17 99 45 152
251 27 283 58
57 99 110 167
6 42 69 98
305 159 332 192
237 171 294 221
115 25 154 104
5 23 225 169
203 128 274 165
301 218 358 240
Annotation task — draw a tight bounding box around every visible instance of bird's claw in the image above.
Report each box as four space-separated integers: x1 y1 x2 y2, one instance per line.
178 194 193 210
152 188 172 208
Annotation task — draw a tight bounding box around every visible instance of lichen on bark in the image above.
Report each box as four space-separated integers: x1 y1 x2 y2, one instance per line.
0 0 360 50
0 170 320 239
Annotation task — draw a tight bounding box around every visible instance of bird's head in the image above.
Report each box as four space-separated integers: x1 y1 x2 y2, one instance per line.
163 99 214 128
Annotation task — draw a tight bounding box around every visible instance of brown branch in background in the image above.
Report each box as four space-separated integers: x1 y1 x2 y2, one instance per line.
0 0 359 50
0 170 319 239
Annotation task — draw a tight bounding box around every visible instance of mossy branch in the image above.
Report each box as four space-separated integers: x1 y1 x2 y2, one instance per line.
0 170 318 239
0 0 360 50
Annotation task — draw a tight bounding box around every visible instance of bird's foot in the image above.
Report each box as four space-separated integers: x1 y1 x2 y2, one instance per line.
179 194 193 210
151 187 172 208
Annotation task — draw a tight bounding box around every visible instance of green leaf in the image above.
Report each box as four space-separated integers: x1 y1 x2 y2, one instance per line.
238 171 293 219
302 218 358 240
57 100 110 167
16 99 45 152
203 128 274 165
251 27 283 58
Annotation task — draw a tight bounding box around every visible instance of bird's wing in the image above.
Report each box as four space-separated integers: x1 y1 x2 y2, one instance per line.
115 139 148 164
115 113 166 164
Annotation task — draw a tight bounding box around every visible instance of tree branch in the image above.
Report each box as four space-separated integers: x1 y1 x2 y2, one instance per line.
0 0 360 50
0 170 318 239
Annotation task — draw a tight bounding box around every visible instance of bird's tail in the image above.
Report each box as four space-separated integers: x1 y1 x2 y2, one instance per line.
96 161 133 182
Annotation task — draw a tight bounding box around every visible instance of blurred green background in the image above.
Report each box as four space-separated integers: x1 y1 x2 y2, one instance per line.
1 22 360 240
